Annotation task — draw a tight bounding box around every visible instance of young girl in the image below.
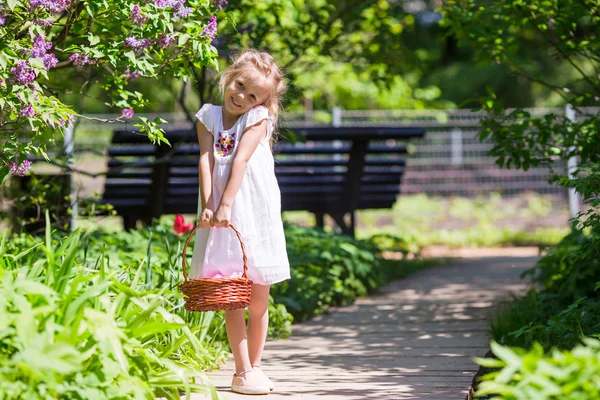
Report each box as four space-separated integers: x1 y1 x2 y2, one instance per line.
189 49 290 395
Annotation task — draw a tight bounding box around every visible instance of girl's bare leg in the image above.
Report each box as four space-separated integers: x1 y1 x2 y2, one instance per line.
225 308 252 376
247 283 270 366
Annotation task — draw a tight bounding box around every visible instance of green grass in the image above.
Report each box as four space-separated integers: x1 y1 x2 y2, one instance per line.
283 193 570 250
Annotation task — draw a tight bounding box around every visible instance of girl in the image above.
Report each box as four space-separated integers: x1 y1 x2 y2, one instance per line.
189 49 290 395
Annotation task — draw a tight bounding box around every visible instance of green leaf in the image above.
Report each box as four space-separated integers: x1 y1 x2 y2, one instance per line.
88 34 100 46
473 356 505 368
490 341 522 369
124 51 137 63
29 57 45 69
178 34 190 46
7 0 19 11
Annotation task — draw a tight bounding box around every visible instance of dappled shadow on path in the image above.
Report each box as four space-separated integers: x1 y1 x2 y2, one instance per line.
210 255 536 400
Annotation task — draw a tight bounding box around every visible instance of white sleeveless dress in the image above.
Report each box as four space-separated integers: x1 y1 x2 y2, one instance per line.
189 104 290 285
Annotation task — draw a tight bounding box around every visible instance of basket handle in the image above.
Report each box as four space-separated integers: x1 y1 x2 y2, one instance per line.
181 223 248 282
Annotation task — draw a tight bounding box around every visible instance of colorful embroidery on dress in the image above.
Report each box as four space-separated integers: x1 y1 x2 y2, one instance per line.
215 131 236 157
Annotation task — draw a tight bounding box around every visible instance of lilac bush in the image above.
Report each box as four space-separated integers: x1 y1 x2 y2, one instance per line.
0 0 226 182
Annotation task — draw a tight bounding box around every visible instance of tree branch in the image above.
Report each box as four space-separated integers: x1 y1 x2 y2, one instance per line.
527 11 600 95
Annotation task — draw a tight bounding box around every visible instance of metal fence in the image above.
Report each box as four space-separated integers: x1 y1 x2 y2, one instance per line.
71 106 597 205
284 107 598 204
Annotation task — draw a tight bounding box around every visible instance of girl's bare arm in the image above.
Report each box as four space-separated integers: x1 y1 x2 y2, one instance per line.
197 121 215 211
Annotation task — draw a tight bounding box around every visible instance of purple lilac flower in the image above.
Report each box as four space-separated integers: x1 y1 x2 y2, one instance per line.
202 16 217 40
155 0 185 10
131 5 148 26
31 34 53 58
124 36 154 52
158 34 176 48
121 108 135 120
49 115 73 128
42 53 58 70
176 6 191 18
214 0 228 10
30 0 70 13
36 19 54 27
124 67 141 80
27 84 40 100
20 106 35 118
0 12 6 26
10 61 36 85
9 160 33 176
69 52 94 66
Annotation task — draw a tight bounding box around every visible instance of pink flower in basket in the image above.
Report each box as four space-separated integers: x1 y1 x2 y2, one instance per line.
173 214 193 236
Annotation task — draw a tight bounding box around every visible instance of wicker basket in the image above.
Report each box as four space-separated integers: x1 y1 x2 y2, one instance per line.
179 224 253 312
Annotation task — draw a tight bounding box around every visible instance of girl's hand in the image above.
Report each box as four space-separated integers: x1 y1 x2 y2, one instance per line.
213 204 231 228
197 208 214 228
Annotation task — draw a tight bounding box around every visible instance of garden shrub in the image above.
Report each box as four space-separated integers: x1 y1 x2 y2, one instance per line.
475 339 600 400
0 219 218 399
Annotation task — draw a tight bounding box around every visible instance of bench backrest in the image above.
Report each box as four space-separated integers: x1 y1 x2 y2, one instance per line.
103 126 424 220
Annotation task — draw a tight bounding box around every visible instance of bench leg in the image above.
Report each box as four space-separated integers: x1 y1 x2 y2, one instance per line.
315 212 325 229
330 212 355 238
123 216 137 231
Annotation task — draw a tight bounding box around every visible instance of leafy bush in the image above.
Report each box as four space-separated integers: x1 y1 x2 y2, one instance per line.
475 340 600 399
523 228 600 299
0 218 218 399
490 292 600 351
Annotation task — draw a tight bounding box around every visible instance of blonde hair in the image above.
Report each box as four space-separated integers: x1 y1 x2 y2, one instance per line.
218 49 286 144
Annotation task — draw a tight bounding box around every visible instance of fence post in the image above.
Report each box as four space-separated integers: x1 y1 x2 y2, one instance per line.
450 128 463 165
565 104 580 219
332 106 342 127
304 97 313 122
63 123 77 231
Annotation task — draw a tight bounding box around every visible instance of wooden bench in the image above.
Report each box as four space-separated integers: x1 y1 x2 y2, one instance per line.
103 126 425 235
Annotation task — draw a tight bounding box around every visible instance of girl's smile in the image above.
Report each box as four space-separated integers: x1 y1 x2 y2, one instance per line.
231 96 242 108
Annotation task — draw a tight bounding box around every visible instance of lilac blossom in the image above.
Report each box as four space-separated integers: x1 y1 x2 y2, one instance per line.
176 6 192 18
131 5 148 26
20 106 35 118
69 52 94 66
214 0 228 10
42 53 58 70
30 0 70 13
10 61 36 85
124 36 154 52
49 115 73 128
36 19 54 27
27 84 40 100
124 67 141 80
0 11 6 26
155 0 185 10
121 108 135 120
202 16 217 40
158 34 176 48
31 34 53 58
9 160 33 176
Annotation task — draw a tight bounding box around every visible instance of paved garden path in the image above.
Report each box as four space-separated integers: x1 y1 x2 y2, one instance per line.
200 249 538 400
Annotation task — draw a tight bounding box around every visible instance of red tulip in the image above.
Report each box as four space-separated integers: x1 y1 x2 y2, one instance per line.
173 214 194 236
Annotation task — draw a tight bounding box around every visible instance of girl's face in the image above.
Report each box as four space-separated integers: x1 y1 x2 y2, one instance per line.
223 74 268 117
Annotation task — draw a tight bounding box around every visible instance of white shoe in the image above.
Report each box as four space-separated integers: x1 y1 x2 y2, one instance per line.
252 365 275 391
231 370 270 395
